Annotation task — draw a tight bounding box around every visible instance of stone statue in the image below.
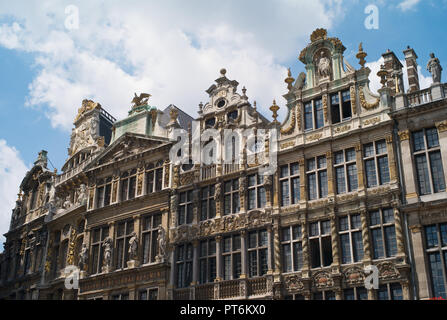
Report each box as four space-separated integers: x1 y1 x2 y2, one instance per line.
78 243 88 271
76 184 87 206
63 196 72 209
102 237 112 267
214 183 221 200
156 225 166 262
128 232 138 260
427 53 442 83
318 51 331 78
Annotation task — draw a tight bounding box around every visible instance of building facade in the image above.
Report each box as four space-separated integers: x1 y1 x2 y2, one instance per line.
1 29 447 300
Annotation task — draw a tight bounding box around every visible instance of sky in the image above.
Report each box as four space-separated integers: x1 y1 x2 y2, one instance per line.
0 0 446 247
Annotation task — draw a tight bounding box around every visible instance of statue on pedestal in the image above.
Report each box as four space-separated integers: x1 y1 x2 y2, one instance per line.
427 53 442 84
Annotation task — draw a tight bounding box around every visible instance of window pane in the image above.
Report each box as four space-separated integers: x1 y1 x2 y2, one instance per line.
429 151 446 193
429 252 447 299
339 217 349 231
291 177 300 204
318 170 328 198
364 143 374 157
335 166 346 194
377 156 390 184
280 165 289 178
315 99 324 129
282 228 290 242
352 231 364 262
390 283 403 300
347 163 358 191
426 128 440 148
351 214 361 229
383 208 394 223
290 163 299 175
377 285 389 300
425 225 439 248
344 289 355 300
412 130 425 151
371 229 384 259
376 140 387 155
293 242 303 271
304 102 313 130
441 224 447 247
370 211 381 226
308 173 317 200
282 243 292 272
334 151 344 165
415 154 432 195
310 222 319 237
365 159 377 188
340 234 351 264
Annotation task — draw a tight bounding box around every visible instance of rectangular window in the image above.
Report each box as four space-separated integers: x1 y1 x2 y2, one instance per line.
139 288 158 300
334 148 358 195
309 220 332 268
120 169 137 201
412 128 445 195
146 162 164 194
222 234 242 280
247 229 269 277
363 140 390 188
115 220 134 269
178 190 193 225
378 283 403 300
199 239 216 284
304 102 313 130
331 93 341 124
176 243 193 288
369 208 397 259
280 162 300 206
315 98 324 129
281 225 303 272
142 214 162 264
96 177 112 208
201 185 216 220
90 226 109 274
339 214 363 264
224 179 240 215
425 223 447 299
247 174 267 210
307 156 327 200
341 90 352 119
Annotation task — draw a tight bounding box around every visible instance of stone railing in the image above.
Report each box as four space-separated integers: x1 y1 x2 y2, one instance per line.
224 163 239 175
201 164 216 180
55 160 90 185
173 287 191 300
195 283 214 300
406 87 432 107
247 277 268 296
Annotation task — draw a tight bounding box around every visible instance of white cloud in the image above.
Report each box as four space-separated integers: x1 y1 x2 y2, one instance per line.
0 140 28 247
397 0 421 11
0 0 345 130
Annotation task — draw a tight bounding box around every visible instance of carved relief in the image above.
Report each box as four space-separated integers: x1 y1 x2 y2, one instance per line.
363 117 380 126
280 107 296 135
334 124 350 134
398 130 410 141
435 120 447 133
343 266 365 285
322 95 328 123
313 271 334 289
307 133 323 142
359 86 380 110
350 86 357 114
377 261 400 280
284 275 304 292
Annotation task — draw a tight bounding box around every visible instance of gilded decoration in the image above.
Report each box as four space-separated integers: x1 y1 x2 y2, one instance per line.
74 99 100 123
310 28 328 42
307 133 323 142
435 120 447 132
284 275 304 292
66 228 77 265
343 266 365 285
398 130 410 141
280 141 295 150
313 271 334 289
363 116 380 126
359 86 380 110
334 124 350 134
336 192 358 202
280 107 296 135
322 95 328 123
136 170 144 195
180 171 195 186
350 86 357 114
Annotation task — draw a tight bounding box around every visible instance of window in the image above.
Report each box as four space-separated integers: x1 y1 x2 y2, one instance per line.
343 287 368 300
176 243 193 288
339 214 363 264
309 220 332 268
304 98 324 130
377 283 403 300
425 223 447 298
146 162 163 194
330 90 352 124
142 214 162 264
334 148 358 194
96 177 112 208
281 225 303 272
369 208 397 259
200 185 216 221
115 220 134 269
247 229 269 277
363 140 390 188
120 169 137 201
313 291 335 300
412 128 446 195
222 234 242 280
90 226 109 274
224 179 240 215
307 156 328 200
139 288 158 300
178 191 193 225
111 293 129 300
59 240 68 271
280 163 300 206
199 239 216 284
284 294 305 300
247 174 266 210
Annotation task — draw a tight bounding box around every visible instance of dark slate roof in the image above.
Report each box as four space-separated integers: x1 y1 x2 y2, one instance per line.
162 104 195 131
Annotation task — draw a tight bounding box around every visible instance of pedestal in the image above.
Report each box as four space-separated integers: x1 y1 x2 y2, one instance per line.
127 260 139 269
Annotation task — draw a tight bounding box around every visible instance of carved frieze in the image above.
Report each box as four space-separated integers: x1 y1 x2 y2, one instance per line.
284 274 304 292
377 261 400 280
343 266 365 285
313 270 334 289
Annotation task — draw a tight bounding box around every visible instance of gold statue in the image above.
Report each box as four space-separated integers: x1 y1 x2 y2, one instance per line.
131 93 151 108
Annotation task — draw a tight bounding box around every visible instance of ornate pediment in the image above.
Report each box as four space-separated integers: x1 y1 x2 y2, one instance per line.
68 115 101 157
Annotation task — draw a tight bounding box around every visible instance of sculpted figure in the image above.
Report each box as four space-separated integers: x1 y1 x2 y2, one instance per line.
427 53 442 83
78 243 88 271
63 196 72 209
318 51 331 78
156 225 166 262
128 232 138 260
76 184 87 206
102 237 112 267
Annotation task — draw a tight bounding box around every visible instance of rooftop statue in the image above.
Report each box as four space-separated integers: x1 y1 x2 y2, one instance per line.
427 53 442 84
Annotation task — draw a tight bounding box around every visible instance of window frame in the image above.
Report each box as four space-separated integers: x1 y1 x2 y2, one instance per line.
279 162 300 206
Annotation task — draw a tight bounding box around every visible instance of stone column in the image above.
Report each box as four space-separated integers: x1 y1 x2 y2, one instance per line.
215 183 222 218
240 230 247 279
385 135 398 183
192 189 199 224
239 176 246 214
393 208 406 257
435 121 447 184
326 151 334 197
169 247 176 287
301 220 310 277
298 158 307 205
360 209 372 262
330 214 340 267
398 130 418 202
401 280 411 300
215 236 222 281
273 225 281 275
335 289 342 300
409 224 430 299
191 240 199 285
267 226 273 274
355 143 365 191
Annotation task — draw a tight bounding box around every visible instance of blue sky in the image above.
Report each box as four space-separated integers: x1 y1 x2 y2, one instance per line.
0 0 446 246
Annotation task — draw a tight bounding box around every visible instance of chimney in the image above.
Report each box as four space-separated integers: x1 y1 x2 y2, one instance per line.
382 49 404 94
403 46 420 92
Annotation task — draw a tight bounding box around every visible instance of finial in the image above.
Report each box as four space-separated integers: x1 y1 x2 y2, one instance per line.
270 100 280 124
253 100 257 110
220 68 227 77
169 107 179 122
377 65 388 88
53 168 58 174
242 86 247 98
356 42 367 68
284 67 295 91
199 102 203 113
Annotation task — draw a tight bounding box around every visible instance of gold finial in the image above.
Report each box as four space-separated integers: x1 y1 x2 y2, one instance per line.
284 68 295 91
310 28 328 42
356 42 367 68
220 68 227 77
377 65 388 88
169 107 179 122
270 100 280 124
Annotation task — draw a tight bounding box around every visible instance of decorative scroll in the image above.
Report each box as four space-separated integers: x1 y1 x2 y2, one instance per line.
280 107 296 135
359 86 380 110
